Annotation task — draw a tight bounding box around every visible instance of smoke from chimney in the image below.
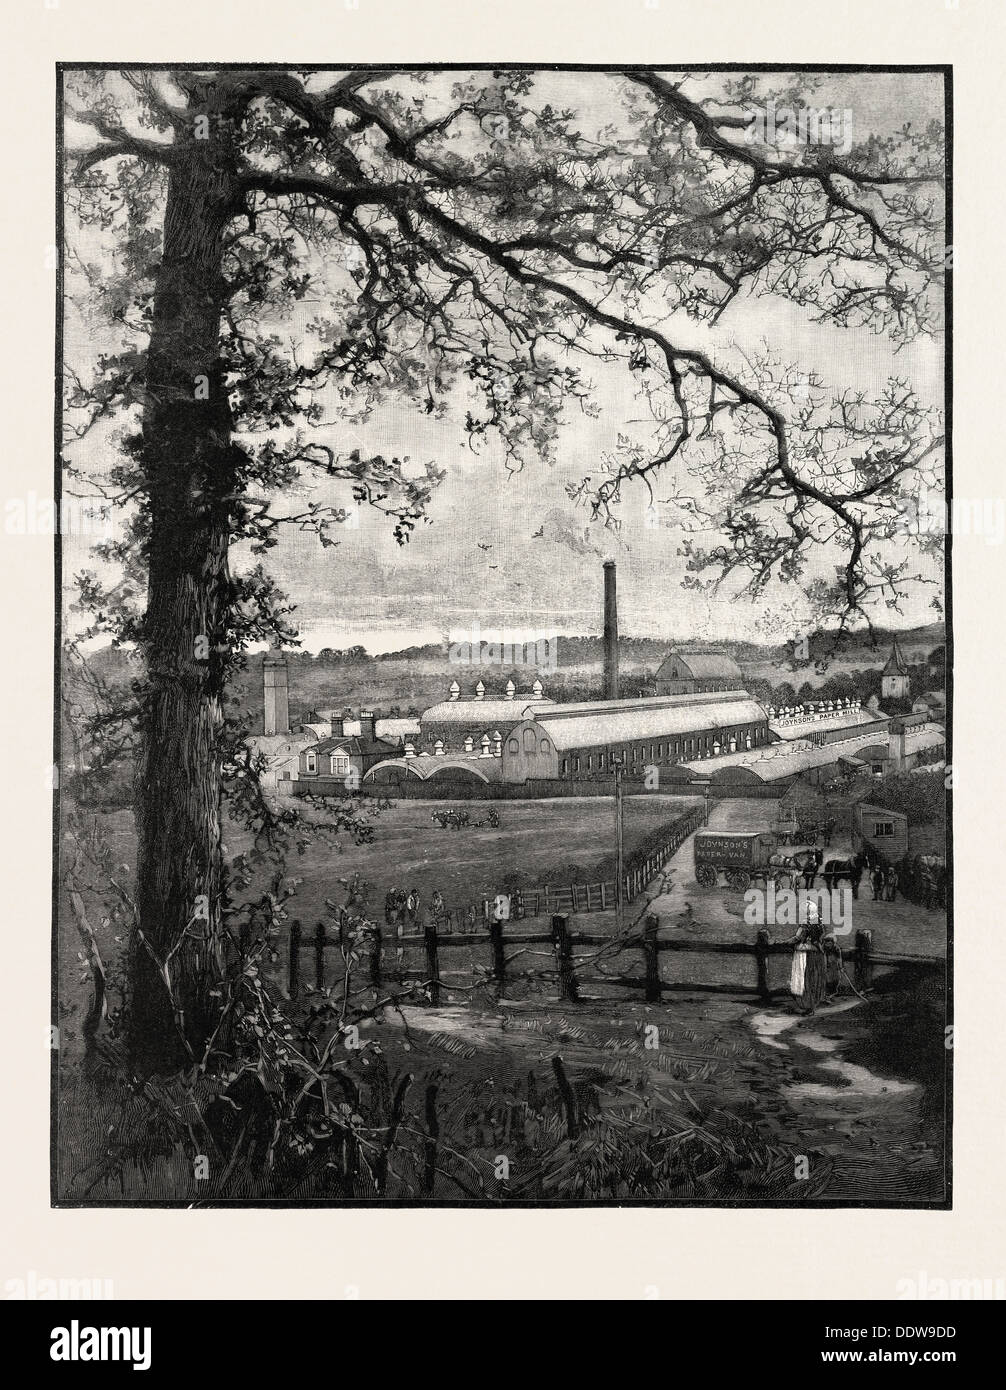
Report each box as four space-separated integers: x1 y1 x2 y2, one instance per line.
603 560 619 700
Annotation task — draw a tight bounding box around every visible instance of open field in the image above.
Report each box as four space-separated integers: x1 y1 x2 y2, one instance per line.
264 793 702 917
59 789 945 1020
57 795 700 1032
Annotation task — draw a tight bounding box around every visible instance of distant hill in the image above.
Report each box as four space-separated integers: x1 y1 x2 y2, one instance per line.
68 621 945 727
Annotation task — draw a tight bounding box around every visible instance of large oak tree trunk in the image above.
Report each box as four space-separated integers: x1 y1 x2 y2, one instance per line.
126 98 241 1072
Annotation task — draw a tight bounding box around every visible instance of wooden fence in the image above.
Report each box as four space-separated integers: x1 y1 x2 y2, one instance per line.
497 803 704 916
286 915 941 1007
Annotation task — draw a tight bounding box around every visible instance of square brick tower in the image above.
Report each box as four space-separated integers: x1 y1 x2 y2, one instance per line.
263 649 290 735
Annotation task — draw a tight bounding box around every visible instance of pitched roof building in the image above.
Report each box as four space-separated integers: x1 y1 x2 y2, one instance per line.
655 648 744 695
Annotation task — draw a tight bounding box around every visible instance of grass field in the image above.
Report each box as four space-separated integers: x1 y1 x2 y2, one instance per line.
58 794 700 1037
269 793 701 918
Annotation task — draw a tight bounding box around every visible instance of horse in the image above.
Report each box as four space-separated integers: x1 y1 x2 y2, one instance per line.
822 851 866 897
769 846 822 889
792 847 823 888
768 851 800 888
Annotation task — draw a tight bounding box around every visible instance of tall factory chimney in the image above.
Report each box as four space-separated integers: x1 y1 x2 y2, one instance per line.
603 560 619 700
263 649 290 735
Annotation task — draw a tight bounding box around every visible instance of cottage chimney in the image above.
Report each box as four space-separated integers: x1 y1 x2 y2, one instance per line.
491 730 502 756
331 713 345 738
480 733 492 757
359 710 376 742
263 649 289 735
475 679 486 701
505 678 515 700
464 735 474 754
531 676 544 701
603 560 619 700
448 679 460 701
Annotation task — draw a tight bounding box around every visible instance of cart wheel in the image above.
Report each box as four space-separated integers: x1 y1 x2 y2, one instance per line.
696 864 717 888
727 869 751 891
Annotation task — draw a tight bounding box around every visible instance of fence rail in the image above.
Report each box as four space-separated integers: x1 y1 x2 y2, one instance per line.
286 915 943 1007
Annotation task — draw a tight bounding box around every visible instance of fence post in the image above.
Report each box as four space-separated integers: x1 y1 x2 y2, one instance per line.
854 929 873 993
314 922 326 991
551 913 578 1002
289 919 301 1000
489 916 506 995
424 917 441 1006
643 914 661 1003
551 1055 579 1140
755 929 771 1002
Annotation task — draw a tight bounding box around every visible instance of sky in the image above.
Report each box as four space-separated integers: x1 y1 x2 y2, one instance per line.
61 68 946 655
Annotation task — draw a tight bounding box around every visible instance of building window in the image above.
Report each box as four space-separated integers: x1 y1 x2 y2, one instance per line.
873 821 895 837
587 755 593 772
540 738 551 754
573 756 580 773
523 728 536 752
330 753 349 776
305 752 317 774
508 738 518 754
562 758 569 776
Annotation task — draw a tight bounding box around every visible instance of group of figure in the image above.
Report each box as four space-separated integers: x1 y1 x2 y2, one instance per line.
430 807 501 830
789 916 844 1016
898 854 948 911
869 862 899 901
383 885 479 935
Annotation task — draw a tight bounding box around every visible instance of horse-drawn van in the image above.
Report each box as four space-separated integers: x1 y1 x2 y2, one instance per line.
693 830 777 890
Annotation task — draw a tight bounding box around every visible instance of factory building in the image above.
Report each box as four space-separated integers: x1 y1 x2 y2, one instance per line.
416 677 544 755
654 648 744 695
499 691 770 784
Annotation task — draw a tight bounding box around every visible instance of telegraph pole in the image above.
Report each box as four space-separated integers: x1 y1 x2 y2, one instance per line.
613 755 624 927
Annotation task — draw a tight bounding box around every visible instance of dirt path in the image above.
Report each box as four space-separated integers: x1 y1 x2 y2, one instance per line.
645 795 946 961
378 970 946 1203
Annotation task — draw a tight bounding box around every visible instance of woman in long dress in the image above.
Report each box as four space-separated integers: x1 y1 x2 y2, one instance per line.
788 916 827 1015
